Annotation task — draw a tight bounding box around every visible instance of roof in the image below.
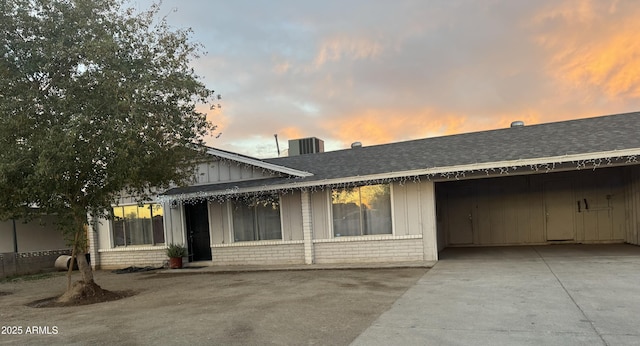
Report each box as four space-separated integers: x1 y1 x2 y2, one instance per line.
163 111 640 199
204 147 312 178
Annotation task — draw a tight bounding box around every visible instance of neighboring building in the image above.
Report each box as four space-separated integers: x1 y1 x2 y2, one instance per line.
0 216 67 253
89 112 640 269
0 216 70 278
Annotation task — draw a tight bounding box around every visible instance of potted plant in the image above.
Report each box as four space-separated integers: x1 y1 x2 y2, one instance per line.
166 243 187 269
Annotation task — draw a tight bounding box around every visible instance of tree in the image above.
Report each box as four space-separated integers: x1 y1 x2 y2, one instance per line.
0 0 216 302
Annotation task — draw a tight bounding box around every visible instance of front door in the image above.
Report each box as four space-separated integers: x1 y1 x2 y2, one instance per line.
185 201 212 261
544 179 575 241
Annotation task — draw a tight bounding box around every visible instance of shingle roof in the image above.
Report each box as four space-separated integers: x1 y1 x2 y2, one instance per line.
163 111 640 197
265 111 640 178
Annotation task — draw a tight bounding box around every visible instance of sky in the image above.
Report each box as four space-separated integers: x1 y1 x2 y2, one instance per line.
139 0 640 158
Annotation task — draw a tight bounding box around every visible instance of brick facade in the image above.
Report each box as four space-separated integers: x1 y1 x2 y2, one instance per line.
314 238 424 264
93 182 436 268
211 243 304 265
97 248 167 270
94 239 427 268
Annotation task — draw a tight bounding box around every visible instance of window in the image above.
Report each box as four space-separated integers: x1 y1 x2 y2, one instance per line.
112 204 165 246
232 195 282 242
332 184 392 236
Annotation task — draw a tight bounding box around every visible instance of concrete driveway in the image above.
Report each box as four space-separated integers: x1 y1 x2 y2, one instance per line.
352 244 640 346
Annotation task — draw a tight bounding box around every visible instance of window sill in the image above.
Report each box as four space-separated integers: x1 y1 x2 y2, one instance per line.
314 234 422 243
212 240 304 248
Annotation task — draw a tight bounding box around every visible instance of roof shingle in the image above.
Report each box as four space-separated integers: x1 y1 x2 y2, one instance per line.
163 111 640 196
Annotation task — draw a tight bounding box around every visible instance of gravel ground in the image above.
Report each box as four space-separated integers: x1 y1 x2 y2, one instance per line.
0 267 427 345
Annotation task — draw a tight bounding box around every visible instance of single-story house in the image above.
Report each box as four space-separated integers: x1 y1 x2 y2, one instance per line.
89 111 640 269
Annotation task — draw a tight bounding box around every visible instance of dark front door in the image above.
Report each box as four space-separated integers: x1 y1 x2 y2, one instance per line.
185 201 212 261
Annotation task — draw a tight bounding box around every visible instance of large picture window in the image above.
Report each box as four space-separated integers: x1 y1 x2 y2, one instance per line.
112 204 165 246
232 195 282 242
332 184 392 237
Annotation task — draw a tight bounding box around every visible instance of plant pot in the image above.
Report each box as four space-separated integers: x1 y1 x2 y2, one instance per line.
169 257 183 269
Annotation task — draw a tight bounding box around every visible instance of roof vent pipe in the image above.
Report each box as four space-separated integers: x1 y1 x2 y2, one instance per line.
351 141 362 148
510 120 525 128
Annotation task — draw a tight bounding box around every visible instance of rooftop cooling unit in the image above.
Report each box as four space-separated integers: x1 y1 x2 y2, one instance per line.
288 137 324 156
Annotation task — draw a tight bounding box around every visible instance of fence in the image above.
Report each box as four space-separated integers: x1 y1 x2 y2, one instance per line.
0 249 71 278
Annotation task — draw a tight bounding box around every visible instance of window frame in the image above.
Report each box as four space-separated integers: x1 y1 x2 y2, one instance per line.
230 194 283 242
330 183 394 238
111 202 165 247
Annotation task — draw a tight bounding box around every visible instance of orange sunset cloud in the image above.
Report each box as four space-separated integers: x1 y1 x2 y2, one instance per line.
535 1 640 99
160 0 640 158
323 109 467 146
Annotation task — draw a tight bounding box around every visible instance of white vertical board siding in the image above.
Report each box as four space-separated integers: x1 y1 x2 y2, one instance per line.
219 202 232 244
419 181 438 261
209 202 226 244
280 191 304 241
95 215 113 249
192 160 273 185
310 190 330 239
391 182 423 236
167 203 185 245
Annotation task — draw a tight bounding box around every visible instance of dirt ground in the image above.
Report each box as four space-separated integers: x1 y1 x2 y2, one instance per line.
0 267 428 345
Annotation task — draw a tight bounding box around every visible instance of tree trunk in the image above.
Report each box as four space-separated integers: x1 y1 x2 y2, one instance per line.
57 208 100 303
76 248 94 284
71 211 94 283
66 231 79 290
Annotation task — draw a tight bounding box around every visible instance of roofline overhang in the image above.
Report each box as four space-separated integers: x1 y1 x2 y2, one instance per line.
163 148 640 201
205 147 313 177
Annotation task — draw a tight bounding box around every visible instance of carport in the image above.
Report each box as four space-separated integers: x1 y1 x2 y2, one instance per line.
435 164 640 250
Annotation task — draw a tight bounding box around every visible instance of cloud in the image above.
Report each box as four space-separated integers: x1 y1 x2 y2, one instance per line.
149 0 640 158
312 37 383 68
272 60 291 74
534 0 640 99
322 108 467 146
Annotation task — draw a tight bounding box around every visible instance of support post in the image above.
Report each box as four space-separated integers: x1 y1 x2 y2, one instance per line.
301 189 314 264
421 181 439 262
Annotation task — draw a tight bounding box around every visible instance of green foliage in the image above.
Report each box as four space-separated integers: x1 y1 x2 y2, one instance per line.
166 243 187 258
0 0 216 228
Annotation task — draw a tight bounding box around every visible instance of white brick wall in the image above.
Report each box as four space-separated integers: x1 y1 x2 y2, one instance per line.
301 190 314 264
96 239 425 267
314 238 424 264
98 248 167 269
212 243 304 265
